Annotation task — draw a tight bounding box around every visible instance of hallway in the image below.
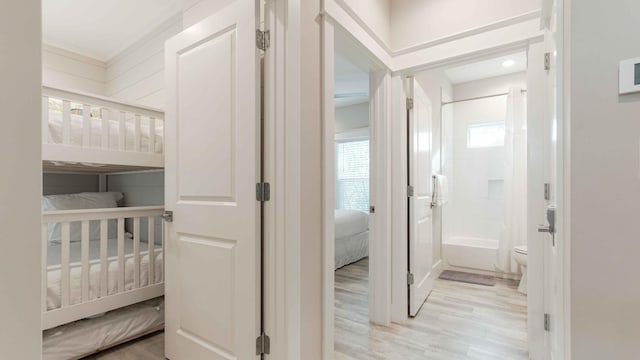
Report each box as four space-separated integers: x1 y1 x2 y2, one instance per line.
335 259 528 360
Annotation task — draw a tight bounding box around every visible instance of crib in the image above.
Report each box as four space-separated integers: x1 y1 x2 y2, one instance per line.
40 86 166 359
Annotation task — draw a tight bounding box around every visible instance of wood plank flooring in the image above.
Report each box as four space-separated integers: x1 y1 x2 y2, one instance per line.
81 331 165 360
335 258 529 360
83 258 528 360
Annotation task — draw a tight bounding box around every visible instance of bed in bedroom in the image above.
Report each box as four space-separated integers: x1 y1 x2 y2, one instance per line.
335 209 369 269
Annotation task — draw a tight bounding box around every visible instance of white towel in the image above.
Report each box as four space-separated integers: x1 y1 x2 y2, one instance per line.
432 174 449 206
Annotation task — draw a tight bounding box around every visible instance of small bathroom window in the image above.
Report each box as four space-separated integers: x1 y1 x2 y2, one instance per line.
467 122 505 148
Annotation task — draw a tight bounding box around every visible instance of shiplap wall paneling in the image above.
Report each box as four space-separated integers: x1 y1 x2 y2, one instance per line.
106 16 182 109
43 45 107 95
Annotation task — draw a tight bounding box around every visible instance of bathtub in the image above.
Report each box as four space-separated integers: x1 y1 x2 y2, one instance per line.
443 236 498 273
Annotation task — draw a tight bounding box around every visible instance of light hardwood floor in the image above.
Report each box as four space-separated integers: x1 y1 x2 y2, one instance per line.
335 258 529 360
81 332 165 360
83 258 528 360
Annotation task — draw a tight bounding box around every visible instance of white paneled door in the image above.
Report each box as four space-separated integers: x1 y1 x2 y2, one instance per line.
164 1 261 359
408 78 434 317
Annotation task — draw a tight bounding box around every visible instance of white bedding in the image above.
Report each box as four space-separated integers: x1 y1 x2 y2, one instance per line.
335 209 369 239
42 297 164 360
46 237 163 311
47 111 163 153
335 210 369 269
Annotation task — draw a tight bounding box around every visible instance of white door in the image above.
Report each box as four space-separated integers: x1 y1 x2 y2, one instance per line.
542 0 565 357
164 1 261 359
408 78 434 317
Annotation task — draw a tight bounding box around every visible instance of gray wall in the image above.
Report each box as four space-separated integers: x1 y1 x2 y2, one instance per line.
43 173 99 195
0 0 42 357
570 1 640 358
108 171 165 244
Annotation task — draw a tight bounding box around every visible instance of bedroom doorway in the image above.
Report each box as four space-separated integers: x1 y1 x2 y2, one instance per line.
333 40 372 348
327 26 393 354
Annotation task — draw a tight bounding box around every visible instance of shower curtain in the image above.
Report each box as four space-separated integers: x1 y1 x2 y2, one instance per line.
497 88 527 273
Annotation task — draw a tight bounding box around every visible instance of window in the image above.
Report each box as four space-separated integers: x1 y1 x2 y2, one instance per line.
335 140 369 212
467 122 505 148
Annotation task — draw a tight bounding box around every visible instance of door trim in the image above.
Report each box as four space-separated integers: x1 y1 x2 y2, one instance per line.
321 15 393 360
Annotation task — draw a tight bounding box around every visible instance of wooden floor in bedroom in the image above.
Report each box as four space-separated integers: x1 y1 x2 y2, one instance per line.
85 258 528 360
334 258 529 360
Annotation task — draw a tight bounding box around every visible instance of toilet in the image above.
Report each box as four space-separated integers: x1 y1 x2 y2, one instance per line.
513 245 528 294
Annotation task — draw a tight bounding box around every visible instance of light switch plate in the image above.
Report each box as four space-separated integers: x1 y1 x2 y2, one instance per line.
619 57 640 95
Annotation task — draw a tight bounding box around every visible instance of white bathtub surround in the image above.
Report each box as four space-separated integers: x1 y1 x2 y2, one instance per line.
497 88 528 274
443 236 521 280
432 174 449 206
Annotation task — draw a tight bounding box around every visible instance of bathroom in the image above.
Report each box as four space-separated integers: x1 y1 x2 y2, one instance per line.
433 51 529 290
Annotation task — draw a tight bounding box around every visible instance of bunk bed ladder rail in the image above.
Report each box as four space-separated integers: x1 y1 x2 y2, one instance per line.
41 206 165 330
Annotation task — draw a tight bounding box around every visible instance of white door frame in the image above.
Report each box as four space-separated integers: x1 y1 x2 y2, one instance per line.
283 2 572 359
321 16 394 358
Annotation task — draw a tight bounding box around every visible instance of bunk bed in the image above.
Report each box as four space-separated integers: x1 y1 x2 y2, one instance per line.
40 86 166 360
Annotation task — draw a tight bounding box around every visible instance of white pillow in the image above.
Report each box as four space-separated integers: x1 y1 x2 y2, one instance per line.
43 192 124 243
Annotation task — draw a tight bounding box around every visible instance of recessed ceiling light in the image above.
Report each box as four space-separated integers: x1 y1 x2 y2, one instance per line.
502 59 516 67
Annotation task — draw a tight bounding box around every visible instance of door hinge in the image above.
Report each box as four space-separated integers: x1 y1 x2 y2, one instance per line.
406 98 414 110
256 182 271 202
544 52 551 71
544 313 551 331
256 332 270 355
407 185 414 197
161 210 173 222
369 206 376 214
407 272 415 285
256 30 270 51
544 183 551 200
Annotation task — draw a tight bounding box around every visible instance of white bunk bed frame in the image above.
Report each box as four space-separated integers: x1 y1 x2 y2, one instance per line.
42 85 164 171
42 206 165 330
40 87 166 331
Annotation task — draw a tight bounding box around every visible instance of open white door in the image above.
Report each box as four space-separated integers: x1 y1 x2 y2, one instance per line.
407 78 433 317
541 0 565 357
164 1 261 359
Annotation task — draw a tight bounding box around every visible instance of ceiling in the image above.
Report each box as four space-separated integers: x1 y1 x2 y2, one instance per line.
334 30 372 108
444 51 528 84
42 0 182 61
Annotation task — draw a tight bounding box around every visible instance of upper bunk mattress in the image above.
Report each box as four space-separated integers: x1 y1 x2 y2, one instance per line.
47 111 163 153
335 209 369 239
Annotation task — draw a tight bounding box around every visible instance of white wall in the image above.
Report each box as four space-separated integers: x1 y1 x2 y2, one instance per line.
106 15 182 109
414 69 453 269
43 44 107 94
340 0 391 47
443 73 525 243
390 0 540 50
182 0 236 29
446 97 506 241
335 102 369 133
0 0 42 357
569 1 640 358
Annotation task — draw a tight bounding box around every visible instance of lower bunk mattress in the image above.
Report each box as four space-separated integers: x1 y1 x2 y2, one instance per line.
46 237 163 311
42 297 164 360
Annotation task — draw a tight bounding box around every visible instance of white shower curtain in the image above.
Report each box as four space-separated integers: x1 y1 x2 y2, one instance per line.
497 88 527 273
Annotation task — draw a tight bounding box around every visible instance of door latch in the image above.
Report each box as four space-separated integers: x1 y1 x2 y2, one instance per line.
537 206 556 234
162 210 173 222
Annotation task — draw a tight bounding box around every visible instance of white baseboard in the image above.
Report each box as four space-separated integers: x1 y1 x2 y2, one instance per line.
431 259 444 278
